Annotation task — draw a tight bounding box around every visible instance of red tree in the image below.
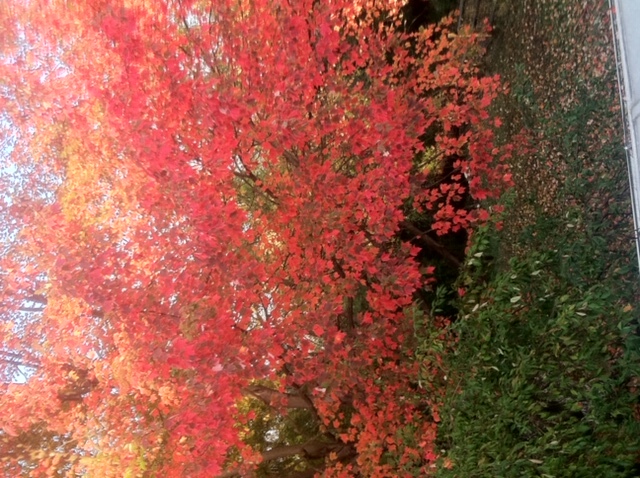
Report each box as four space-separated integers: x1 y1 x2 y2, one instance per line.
0 1 510 476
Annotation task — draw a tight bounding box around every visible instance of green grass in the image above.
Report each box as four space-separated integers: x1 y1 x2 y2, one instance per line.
425 0 640 476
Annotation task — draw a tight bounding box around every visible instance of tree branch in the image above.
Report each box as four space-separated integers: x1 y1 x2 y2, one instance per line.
216 440 355 478
244 384 314 410
400 220 462 268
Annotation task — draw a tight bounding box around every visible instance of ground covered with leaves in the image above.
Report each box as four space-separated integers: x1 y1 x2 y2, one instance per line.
430 0 640 476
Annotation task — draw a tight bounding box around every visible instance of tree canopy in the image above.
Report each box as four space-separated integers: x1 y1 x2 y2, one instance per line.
0 1 511 476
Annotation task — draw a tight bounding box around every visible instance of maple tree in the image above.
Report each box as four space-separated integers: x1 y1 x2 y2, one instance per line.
0 0 511 476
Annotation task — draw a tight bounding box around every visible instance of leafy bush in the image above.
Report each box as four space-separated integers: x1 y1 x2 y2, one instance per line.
434 219 640 477
430 0 640 474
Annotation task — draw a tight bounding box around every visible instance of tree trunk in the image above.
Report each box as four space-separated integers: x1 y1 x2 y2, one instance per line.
216 440 355 478
261 444 306 461
400 220 462 268
244 384 314 410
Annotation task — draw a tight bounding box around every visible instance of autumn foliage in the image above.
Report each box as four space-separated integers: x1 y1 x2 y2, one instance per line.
0 0 510 476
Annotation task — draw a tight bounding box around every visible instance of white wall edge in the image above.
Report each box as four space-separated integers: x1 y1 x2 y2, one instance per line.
610 0 640 269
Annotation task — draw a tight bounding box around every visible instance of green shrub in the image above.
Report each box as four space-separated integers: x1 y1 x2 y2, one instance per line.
433 221 640 477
